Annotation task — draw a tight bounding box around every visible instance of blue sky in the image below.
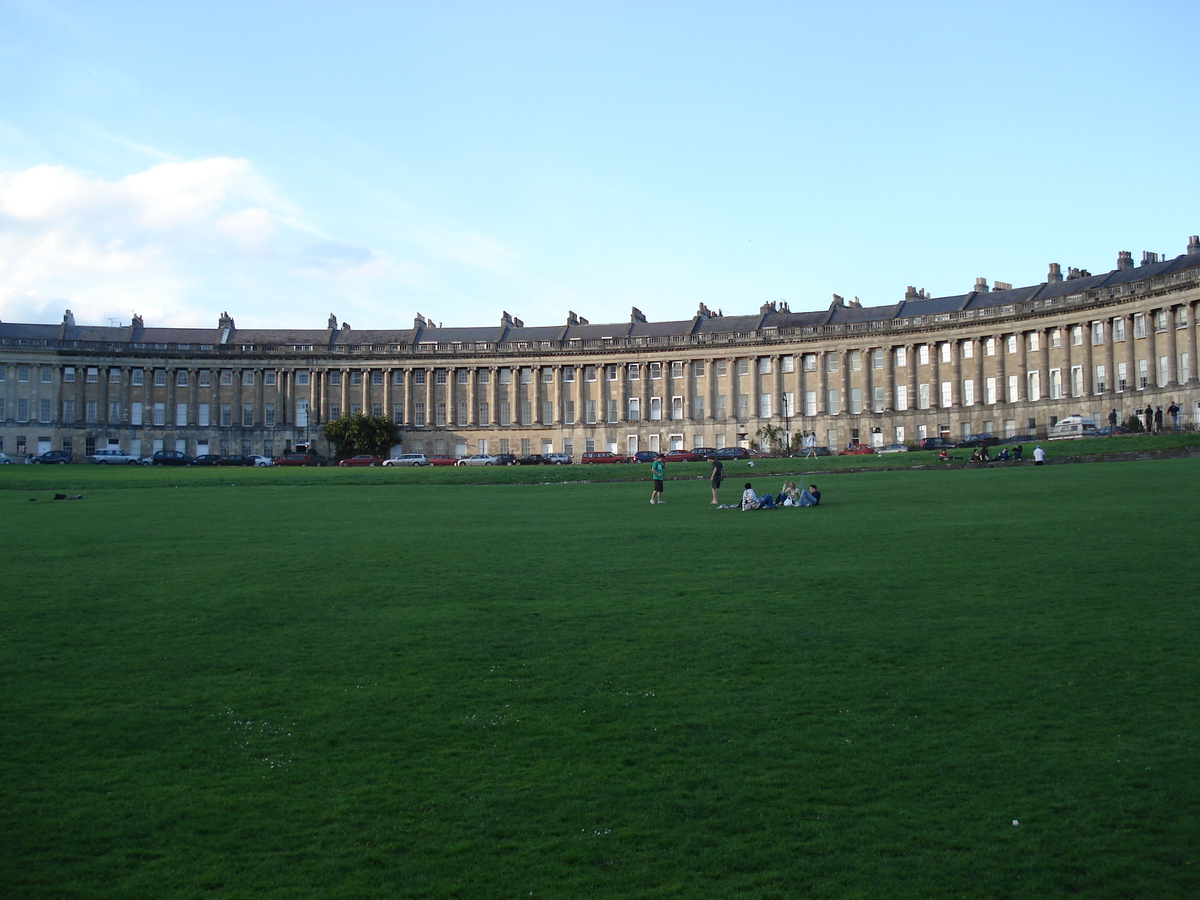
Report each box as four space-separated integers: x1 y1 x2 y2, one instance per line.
2 0 1197 331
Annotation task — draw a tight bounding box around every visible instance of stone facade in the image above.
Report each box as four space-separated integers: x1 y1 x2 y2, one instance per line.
3 237 1200 461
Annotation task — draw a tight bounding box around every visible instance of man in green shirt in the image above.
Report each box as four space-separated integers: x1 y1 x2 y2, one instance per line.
650 454 665 504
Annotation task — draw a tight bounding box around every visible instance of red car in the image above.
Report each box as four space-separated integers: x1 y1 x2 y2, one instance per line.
838 443 875 456
661 450 702 462
338 455 386 467
581 451 627 464
427 455 458 467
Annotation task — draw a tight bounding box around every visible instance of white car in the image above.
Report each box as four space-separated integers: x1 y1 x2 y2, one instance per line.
456 454 499 466
878 443 910 454
544 453 572 465
383 453 431 467
89 448 142 465
249 455 274 467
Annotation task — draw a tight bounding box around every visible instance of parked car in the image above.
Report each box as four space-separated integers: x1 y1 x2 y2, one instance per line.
839 443 875 455
956 433 1000 449
628 450 658 463
0 452 13 464
1048 415 1099 440
383 453 430 467
457 454 499 466
273 452 327 467
544 453 572 465
338 455 386 467
692 447 719 458
29 450 73 464
515 454 549 465
88 448 141 465
193 454 224 466
708 447 750 460
146 450 196 466
249 455 274 467
661 450 703 462
492 453 517 466
427 455 458 467
218 455 257 467
1094 426 1128 436
916 437 955 451
581 451 627 464
878 443 910 454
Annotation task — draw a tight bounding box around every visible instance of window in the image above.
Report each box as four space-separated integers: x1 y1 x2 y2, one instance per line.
330 403 341 419
1137 358 1148 389
918 345 930 365
1182 352 1191 382
519 368 531 384
85 367 97 383
736 359 749 376
1050 330 1061 350
437 402 448 426
627 364 639 380
985 377 997 404
375 370 386 386
983 339 995 358
671 361 683 379
541 400 553 423
415 369 427 385
961 340 973 359
1092 322 1105 345
265 370 276 386
758 357 772 374
826 353 839 372
1158 356 1168 388
220 403 232 427
456 401 467 425
585 400 596 424
895 384 908 411
242 404 254 427
650 397 662 421
584 366 596 382
870 350 882 370
562 366 574 382
918 383 930 409
176 370 188 387
940 343 952 363
1094 365 1106 393
1070 326 1082 346
803 354 817 372
265 404 275 427
172 403 185 426
329 371 342 386
296 371 310 386
109 401 120 422
650 362 662 379
63 366 75 383
414 402 426 426
1050 369 1062 399
472 369 487 384
198 370 210 387
195 403 207 426
759 393 772 417
827 389 840 414
1008 375 1019 402
220 369 232 386
153 402 166 426
849 388 862 414
872 387 883 413
478 401 490 424
1116 362 1127 392
62 400 74 421
939 382 951 408
1112 318 1126 342
542 368 553 383
963 379 975 406
606 399 618 423
562 401 573 425
1177 307 1189 329
1133 315 1146 339
737 394 750 418
499 401 511 426
693 396 705 418
715 360 728 377
18 398 30 421
1154 310 1167 332
804 390 817 416
605 365 618 381
716 395 727 418
243 370 255 386
1071 366 1083 397
39 399 51 423
1027 332 1040 352
628 398 640 420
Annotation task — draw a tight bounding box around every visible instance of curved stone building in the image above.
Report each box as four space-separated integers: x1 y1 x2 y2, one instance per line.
2 236 1199 461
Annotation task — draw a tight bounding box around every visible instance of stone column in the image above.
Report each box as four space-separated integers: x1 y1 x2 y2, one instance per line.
1081 323 1094 396
1188 301 1199 383
1166 306 1179 385
1103 321 1115 396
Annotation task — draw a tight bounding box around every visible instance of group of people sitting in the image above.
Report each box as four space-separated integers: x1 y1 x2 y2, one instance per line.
727 481 820 510
938 444 1025 463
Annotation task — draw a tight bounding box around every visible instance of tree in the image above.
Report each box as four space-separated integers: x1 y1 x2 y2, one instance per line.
322 414 401 459
755 423 788 456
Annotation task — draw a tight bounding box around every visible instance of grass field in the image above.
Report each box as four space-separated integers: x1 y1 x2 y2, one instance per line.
2 457 1198 898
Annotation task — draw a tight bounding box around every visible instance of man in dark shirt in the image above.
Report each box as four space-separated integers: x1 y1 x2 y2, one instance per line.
799 484 821 506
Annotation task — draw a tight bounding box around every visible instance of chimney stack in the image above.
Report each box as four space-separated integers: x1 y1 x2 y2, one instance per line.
1047 263 1062 284
1141 251 1160 266
1188 235 1200 255
1116 251 1133 271
974 277 989 293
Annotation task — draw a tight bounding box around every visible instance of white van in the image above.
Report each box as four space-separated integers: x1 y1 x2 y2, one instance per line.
1048 415 1099 440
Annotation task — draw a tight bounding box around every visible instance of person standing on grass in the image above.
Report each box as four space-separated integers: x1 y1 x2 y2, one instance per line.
1144 404 1154 432
1109 408 1118 431
1168 401 1180 430
709 457 724 504
1034 446 1046 465
650 453 666 504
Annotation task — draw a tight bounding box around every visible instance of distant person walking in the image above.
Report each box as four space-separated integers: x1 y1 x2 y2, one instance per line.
650 454 665 504
1168 401 1181 430
709 457 724 505
1033 446 1046 465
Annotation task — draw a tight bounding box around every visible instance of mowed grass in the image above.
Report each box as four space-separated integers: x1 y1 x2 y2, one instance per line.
2 461 1198 898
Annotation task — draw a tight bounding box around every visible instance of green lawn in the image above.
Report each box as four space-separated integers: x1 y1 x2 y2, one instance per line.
2 459 1198 898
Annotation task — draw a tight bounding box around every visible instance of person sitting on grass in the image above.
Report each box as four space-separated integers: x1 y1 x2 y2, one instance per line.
776 481 800 506
798 484 821 506
741 482 775 510
937 449 949 462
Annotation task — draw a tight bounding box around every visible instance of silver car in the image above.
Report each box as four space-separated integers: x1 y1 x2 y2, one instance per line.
455 454 498 466
383 453 431 467
89 448 141 465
